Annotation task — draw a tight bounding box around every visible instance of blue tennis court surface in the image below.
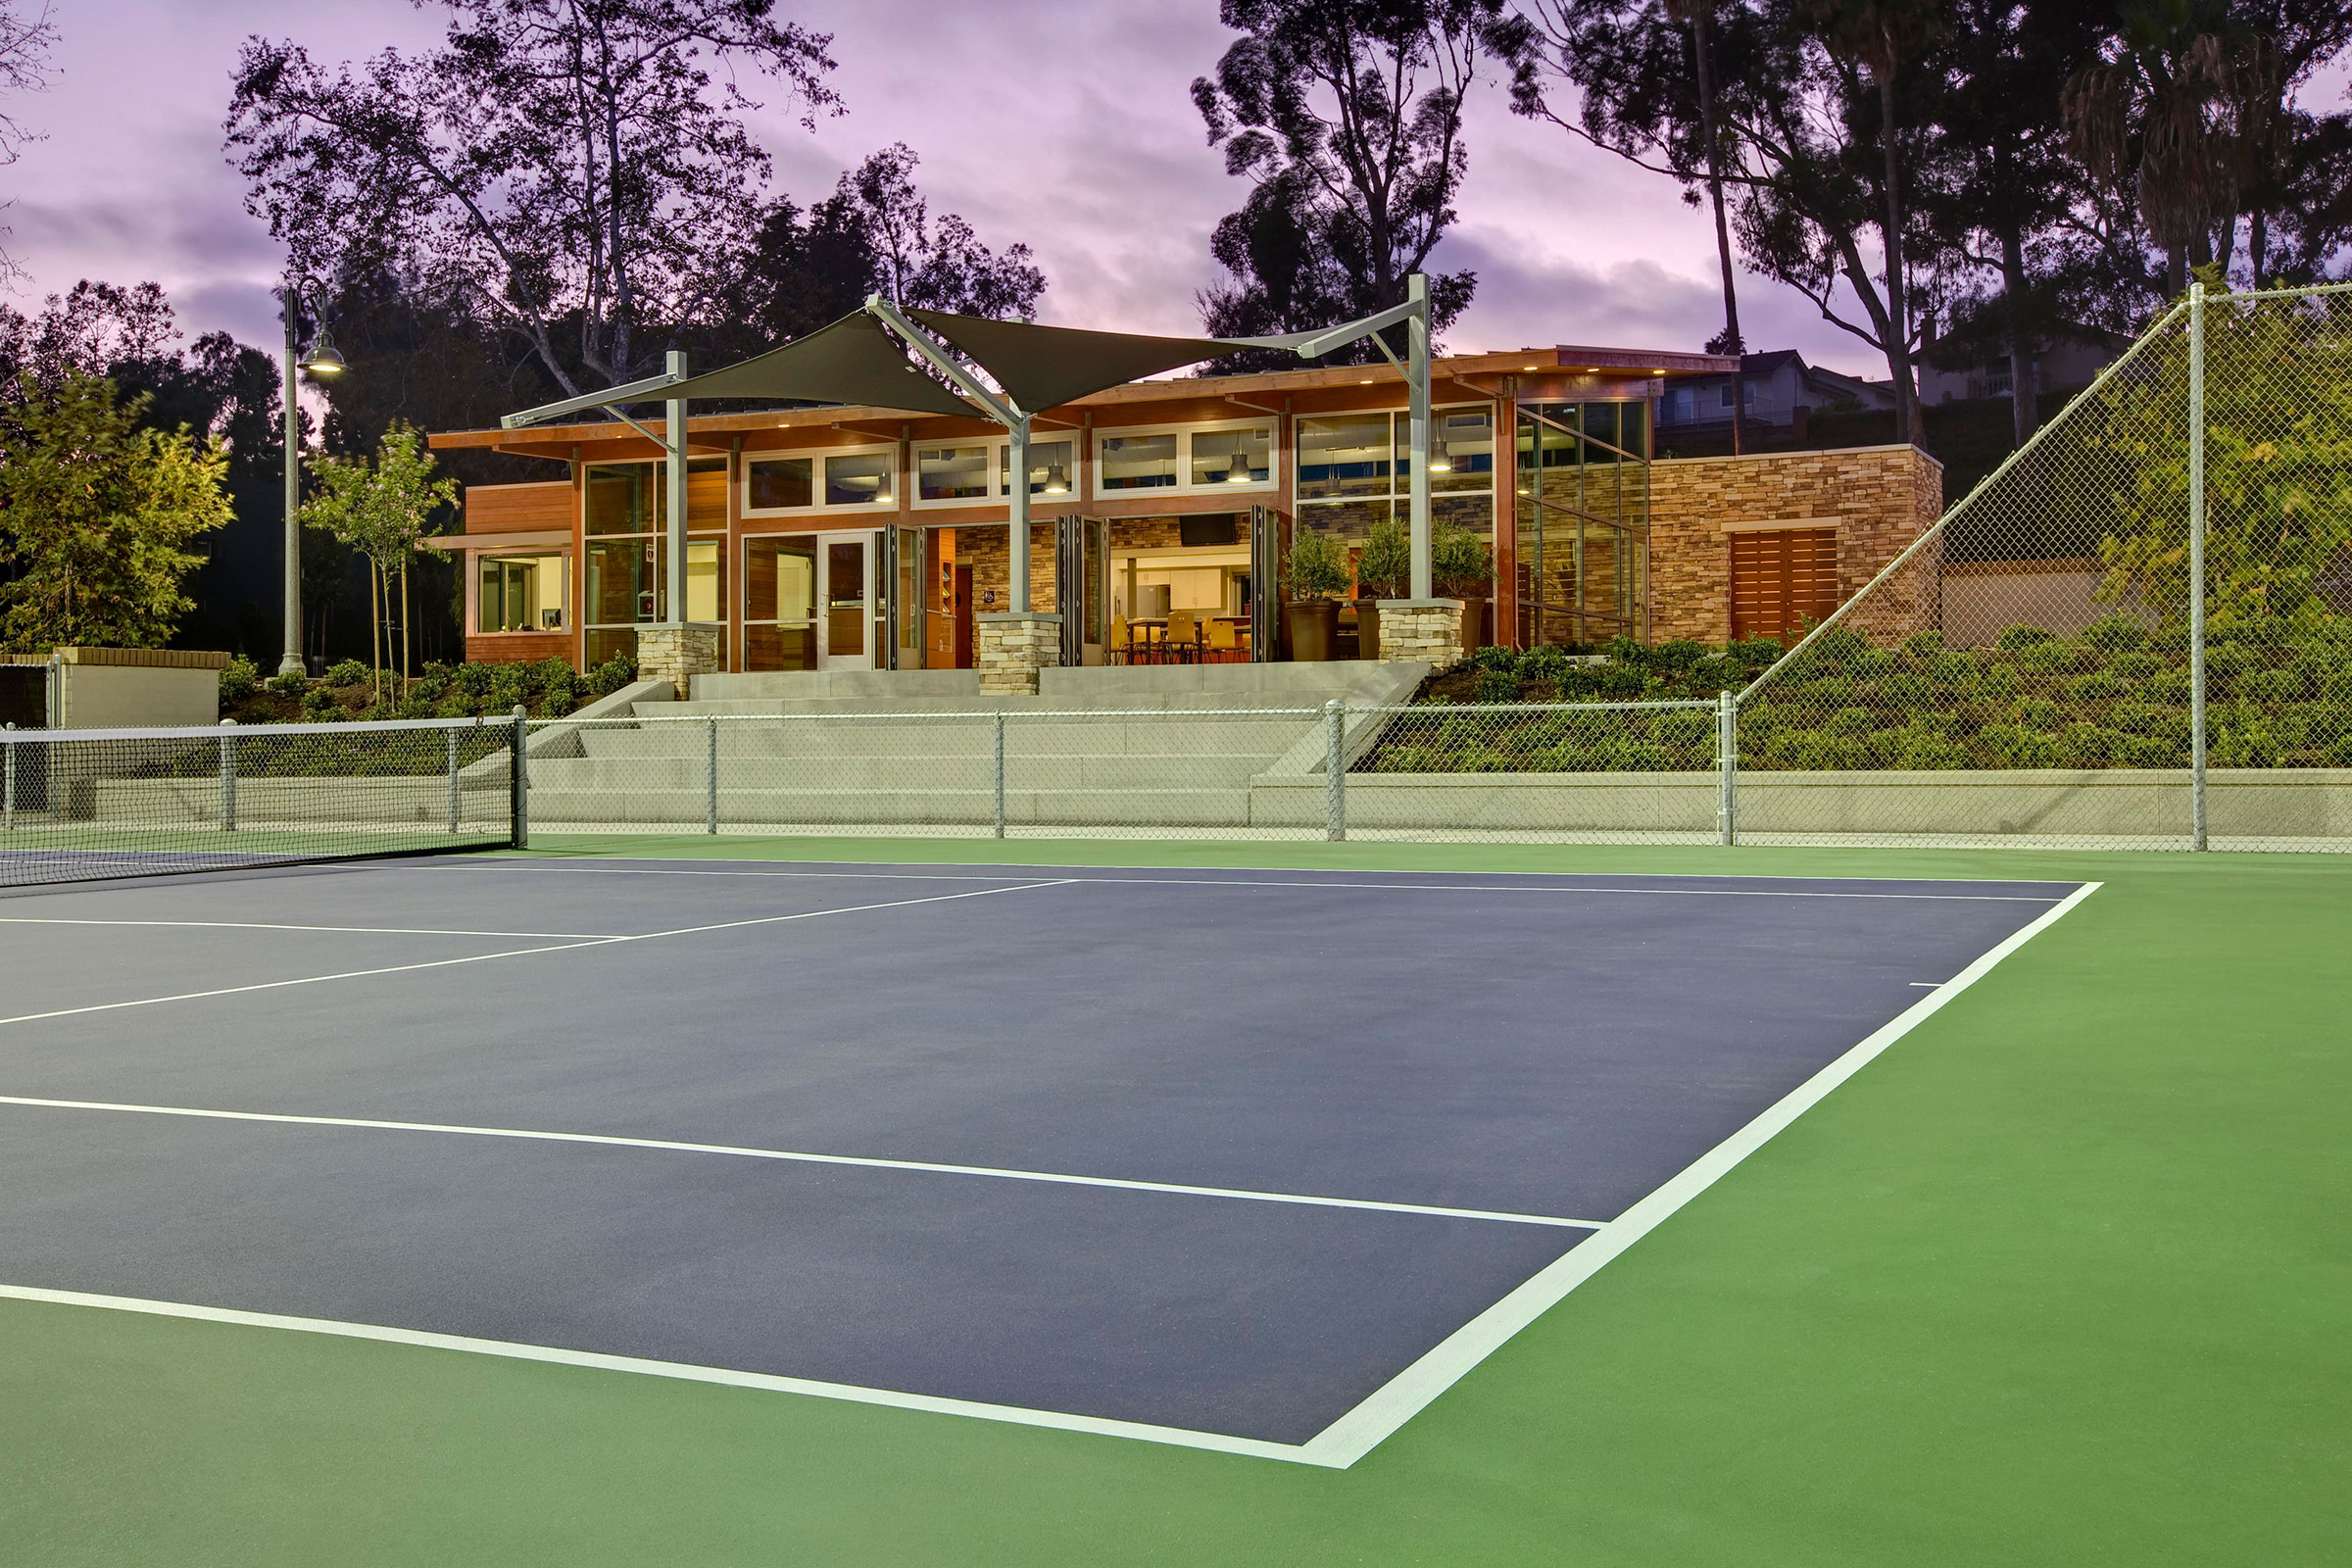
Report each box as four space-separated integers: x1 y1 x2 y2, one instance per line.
0 858 2091 1463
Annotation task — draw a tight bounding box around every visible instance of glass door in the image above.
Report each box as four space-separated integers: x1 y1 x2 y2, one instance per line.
819 532 873 669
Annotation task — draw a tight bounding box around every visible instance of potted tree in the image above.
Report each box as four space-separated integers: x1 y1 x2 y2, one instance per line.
1353 515 1411 660
1282 528 1350 662
1433 523 1495 652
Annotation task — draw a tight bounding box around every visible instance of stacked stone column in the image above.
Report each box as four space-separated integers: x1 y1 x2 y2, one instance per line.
636 624 721 699
976 613 1062 696
1373 599 1465 665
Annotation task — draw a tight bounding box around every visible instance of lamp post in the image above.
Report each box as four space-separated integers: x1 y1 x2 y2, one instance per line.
278 277 346 678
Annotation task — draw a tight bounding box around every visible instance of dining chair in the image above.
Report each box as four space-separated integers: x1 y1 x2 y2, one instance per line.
1166 610 1200 664
1206 617 1241 663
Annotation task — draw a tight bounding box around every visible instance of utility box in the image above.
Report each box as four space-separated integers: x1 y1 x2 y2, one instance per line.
0 648 231 729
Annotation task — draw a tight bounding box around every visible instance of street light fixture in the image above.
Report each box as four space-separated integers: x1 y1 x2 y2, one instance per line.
278 277 347 677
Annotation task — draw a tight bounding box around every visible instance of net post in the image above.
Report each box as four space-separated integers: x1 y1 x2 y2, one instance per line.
2187 280 2209 852
3 723 14 833
1325 699 1347 842
992 711 1006 840
706 716 719 836
446 727 462 834
218 720 238 833
510 705 529 849
1717 689 1739 846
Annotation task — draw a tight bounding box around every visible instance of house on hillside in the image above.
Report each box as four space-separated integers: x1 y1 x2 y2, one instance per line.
1917 325 2129 406
1654 351 1895 444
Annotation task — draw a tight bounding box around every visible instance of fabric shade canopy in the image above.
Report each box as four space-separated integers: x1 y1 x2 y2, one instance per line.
644 306 1316 421
908 311 1312 414
649 310 981 418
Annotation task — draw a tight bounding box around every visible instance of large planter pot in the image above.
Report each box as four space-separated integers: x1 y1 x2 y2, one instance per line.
1450 595 1493 652
1284 599 1340 662
1355 598 1382 660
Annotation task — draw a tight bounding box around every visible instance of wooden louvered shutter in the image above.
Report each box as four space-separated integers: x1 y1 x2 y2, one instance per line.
1730 527 1839 645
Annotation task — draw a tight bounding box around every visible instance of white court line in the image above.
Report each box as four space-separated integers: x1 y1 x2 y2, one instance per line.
1291 879 2104 1469
0 879 2100 1471
439 863 2069 904
0 1095 1603 1231
0 917 622 940
0 1285 1326 1467
0 882 1071 1030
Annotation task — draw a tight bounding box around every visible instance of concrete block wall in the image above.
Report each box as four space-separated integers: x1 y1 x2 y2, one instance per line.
1648 445 1944 646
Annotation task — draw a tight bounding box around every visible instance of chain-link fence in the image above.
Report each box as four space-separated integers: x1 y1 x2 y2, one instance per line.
1729 278 2352 851
1 714 520 888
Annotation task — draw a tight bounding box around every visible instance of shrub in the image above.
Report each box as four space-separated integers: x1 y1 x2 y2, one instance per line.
588 651 637 697
2065 668 2127 702
1467 644 1518 673
218 657 258 705
1978 722 2061 768
1959 662 2019 702
1518 645 1573 683
324 659 370 688
1996 623 2057 651
1901 630 1944 659
2015 638 2086 674
1472 667 1520 703
300 686 338 720
269 666 309 697
2081 614 2146 651
1649 639 1708 670
2111 651 2165 681
2059 723 2125 767
2016 696 2061 729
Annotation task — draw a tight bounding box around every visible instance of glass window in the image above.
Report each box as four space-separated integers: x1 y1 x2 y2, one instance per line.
685 539 724 624
1297 415 1390 500
584 465 651 535
1001 439 1075 496
1190 427 1271 486
1430 410 1494 492
585 538 656 626
743 535 819 673
748 457 812 511
1099 432 1178 490
919 445 991 502
824 451 894 507
476 553 567 633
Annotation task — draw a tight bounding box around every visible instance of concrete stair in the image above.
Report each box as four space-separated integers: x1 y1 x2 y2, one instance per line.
522 661 1427 829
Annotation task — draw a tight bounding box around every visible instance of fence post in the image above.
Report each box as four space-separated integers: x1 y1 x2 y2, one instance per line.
511 705 529 849
1717 690 1739 846
218 720 238 833
2187 279 2209 852
3 722 14 832
446 727 462 834
1325 699 1348 842
992 711 1007 840
707 716 719 836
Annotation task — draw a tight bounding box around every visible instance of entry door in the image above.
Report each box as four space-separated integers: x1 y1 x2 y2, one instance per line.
1249 505 1277 662
818 532 874 669
881 526 924 669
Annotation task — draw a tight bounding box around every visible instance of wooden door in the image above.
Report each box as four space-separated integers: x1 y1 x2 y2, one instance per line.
1730 527 1838 645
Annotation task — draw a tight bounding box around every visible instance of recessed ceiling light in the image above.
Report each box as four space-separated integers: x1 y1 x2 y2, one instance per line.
1358 377 1374 384
1522 364 1540 371
1584 367 1601 373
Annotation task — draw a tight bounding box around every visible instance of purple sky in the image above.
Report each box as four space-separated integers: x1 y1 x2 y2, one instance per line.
6 0 1911 377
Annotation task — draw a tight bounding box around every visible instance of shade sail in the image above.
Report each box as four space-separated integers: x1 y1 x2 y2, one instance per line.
648 310 981 418
908 311 1314 414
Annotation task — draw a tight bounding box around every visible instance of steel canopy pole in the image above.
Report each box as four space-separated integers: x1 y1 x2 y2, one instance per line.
665 350 689 626
1407 272 1433 602
1007 415 1032 613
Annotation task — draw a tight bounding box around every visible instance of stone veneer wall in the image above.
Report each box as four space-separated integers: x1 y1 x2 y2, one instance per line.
636 623 721 698
975 612 1061 696
1374 599 1466 665
958 521 1058 615
1647 445 1944 646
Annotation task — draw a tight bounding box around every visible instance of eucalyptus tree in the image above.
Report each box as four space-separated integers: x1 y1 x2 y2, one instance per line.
226 0 841 397
1192 0 1533 358
0 0 56 282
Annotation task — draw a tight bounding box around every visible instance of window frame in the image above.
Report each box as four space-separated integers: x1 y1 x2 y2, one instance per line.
740 442 901 517
1090 416 1279 501
469 548 572 638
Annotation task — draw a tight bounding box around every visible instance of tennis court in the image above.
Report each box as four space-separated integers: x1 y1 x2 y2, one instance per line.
4 838 2343 1567
0 852 2090 1467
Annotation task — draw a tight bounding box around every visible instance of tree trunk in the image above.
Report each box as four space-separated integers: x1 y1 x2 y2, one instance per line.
2249 209 2266 289
399 559 411 688
2001 225 2037 448
1876 68 1917 447
368 558 382 697
1691 6 1745 455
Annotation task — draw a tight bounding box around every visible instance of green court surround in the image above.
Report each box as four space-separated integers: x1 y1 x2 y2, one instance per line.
3 837 2343 1565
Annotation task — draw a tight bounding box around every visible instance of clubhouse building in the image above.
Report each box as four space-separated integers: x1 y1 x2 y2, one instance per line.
428 342 1943 678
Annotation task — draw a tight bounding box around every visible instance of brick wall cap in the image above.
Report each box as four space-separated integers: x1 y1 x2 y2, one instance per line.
1651 442 1943 471
1375 598 1464 611
976 612 1063 624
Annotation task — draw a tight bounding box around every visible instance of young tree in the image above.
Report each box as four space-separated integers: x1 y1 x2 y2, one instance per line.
1192 0 1529 359
832 145 1046 318
0 372 231 651
226 0 841 396
296 423 459 689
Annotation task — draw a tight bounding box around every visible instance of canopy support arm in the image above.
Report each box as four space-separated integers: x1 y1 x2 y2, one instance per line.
864 294 1042 615
1288 278 1432 600
501 368 688 430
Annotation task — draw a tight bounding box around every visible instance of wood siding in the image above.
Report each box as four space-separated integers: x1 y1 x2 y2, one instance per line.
1730 526 1839 645
465 480 572 534
464 632 571 665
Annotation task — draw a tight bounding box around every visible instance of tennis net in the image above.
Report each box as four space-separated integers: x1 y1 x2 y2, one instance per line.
0 714 522 889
